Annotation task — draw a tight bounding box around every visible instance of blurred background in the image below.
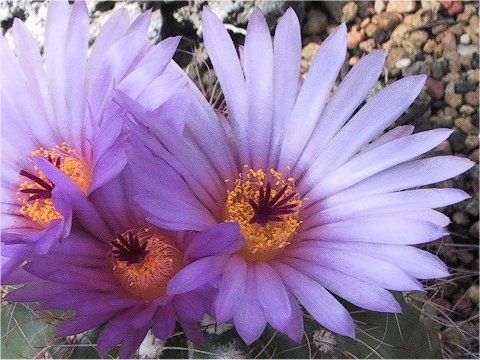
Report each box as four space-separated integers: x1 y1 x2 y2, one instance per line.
1 1 479 358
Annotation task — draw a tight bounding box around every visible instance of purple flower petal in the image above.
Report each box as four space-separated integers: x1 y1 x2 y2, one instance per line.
279 23 347 169
323 156 475 206
269 8 301 169
215 255 247 323
179 319 204 344
273 262 355 338
174 293 205 322
295 50 387 176
152 303 176 340
281 293 304 343
283 257 401 313
167 255 229 295
56 312 117 337
285 244 423 291
308 128 453 200
202 7 249 164
255 262 291 331
359 125 414 154
120 325 150 358
232 265 267 344
186 222 242 260
244 8 274 169
312 240 450 279
300 75 427 189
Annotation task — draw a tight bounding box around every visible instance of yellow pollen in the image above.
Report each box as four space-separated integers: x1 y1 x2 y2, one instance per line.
225 167 303 262
109 228 184 300
17 142 92 228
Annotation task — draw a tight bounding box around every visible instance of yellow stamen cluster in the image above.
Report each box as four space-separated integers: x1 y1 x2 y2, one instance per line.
17 142 91 228
225 166 303 262
31 142 91 193
109 228 184 300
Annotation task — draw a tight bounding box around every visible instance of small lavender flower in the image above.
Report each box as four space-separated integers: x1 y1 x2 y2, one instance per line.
5 166 239 358
1 0 183 279
128 7 474 344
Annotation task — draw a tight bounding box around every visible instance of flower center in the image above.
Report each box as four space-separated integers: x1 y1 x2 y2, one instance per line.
108 228 184 300
17 142 91 228
225 166 303 262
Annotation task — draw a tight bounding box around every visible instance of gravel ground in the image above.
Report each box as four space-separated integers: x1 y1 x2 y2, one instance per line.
1 0 479 358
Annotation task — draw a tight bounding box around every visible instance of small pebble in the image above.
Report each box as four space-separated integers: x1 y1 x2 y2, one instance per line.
457 44 478 59
465 91 479 106
395 58 412 70
467 285 479 304
426 77 445 99
445 93 463 108
459 105 475 115
374 0 385 14
468 221 479 238
452 211 471 226
359 38 375 52
465 134 479 150
454 117 474 133
342 2 358 23
348 56 359 65
423 39 436 53
460 33 471 44
365 23 378 37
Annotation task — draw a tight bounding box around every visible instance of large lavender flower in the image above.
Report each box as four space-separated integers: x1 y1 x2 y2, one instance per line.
129 8 474 344
1 0 184 277
5 165 240 357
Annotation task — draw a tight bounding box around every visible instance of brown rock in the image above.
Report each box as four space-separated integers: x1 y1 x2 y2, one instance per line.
386 0 416 13
423 39 436 53
443 72 461 83
430 114 453 128
402 39 420 58
387 47 408 76
460 105 475 115
304 10 328 36
372 12 401 31
465 134 479 150
432 24 448 35
359 39 376 52
465 91 479 106
469 148 479 161
440 0 464 16
360 18 370 28
342 2 358 23
426 78 445 100
454 117 474 134
409 30 429 47
435 139 452 154
466 69 479 84
365 23 378 38
452 211 470 225
445 93 463 108
467 284 479 304
391 24 412 46
347 25 365 49
301 43 320 74
469 221 479 239
441 32 457 51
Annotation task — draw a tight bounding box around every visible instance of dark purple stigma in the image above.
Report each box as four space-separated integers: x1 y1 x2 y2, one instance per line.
110 231 150 265
19 170 55 201
249 182 298 226
19 156 61 202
